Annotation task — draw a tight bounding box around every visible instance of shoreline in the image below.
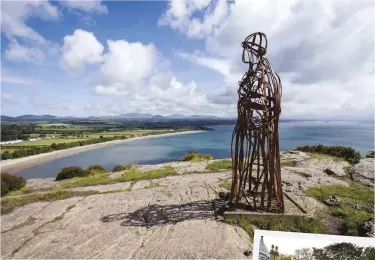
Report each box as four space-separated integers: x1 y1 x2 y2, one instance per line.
0 130 205 174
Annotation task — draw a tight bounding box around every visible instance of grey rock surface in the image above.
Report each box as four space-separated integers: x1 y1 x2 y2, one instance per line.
349 158 375 187
296 157 349 177
1 172 250 259
3 152 371 259
358 218 375 237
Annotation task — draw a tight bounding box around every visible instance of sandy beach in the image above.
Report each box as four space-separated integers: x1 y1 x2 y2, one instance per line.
0 130 205 174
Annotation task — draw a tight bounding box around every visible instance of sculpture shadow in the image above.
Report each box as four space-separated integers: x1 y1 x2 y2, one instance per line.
101 200 227 228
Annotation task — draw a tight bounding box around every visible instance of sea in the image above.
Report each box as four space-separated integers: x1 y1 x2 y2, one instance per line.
14 121 374 180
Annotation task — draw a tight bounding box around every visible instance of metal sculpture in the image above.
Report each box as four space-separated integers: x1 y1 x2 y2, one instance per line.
230 32 284 213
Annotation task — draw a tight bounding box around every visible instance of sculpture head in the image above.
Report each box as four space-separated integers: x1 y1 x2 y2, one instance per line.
241 32 268 66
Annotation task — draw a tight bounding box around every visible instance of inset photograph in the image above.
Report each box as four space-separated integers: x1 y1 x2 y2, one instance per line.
252 230 375 260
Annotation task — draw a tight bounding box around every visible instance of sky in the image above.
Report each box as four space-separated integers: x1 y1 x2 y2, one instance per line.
1 0 374 120
252 230 375 257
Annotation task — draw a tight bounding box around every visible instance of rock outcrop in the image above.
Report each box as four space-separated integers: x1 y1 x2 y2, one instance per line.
349 158 375 187
358 218 375 237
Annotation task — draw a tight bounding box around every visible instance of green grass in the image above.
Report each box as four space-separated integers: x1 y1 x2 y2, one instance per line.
6 186 30 196
100 189 130 194
296 145 361 164
112 164 136 172
5 138 88 147
61 166 176 189
117 166 176 182
61 173 114 188
37 123 71 127
280 160 297 167
219 180 232 190
206 160 232 171
49 215 64 222
225 215 256 242
308 153 345 162
179 152 214 162
306 182 374 236
1 148 18 154
35 126 91 131
225 215 325 241
29 133 62 138
147 182 162 189
85 130 171 139
1 188 72 214
66 205 75 211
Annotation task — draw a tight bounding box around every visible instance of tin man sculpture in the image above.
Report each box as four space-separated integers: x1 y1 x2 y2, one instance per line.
230 32 284 213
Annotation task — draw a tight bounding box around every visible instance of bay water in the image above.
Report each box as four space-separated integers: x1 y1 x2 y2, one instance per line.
15 121 374 180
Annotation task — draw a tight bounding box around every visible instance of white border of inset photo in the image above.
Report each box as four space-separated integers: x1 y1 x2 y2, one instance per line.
252 230 375 260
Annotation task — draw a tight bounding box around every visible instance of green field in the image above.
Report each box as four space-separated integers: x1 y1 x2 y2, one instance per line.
5 138 88 147
37 123 71 127
1 129 179 156
35 127 91 132
84 129 170 138
29 133 62 138
1 148 18 153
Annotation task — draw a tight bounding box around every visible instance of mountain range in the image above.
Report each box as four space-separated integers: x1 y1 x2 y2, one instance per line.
1 113 232 122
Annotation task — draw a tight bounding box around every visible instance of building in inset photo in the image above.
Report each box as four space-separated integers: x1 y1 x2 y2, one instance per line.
252 230 375 260
258 236 270 260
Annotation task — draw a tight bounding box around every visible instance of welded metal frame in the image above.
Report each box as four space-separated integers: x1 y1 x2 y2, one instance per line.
230 32 284 213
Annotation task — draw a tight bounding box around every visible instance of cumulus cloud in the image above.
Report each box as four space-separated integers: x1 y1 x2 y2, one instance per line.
0 1 60 64
102 76 233 117
56 29 232 116
1 1 109 65
0 0 60 43
159 0 228 38
58 0 108 14
60 29 104 72
162 0 375 119
99 40 157 87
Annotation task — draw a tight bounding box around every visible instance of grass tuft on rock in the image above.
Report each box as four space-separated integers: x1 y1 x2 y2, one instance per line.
61 173 112 188
6 186 30 196
1 173 26 196
86 165 106 175
66 204 75 211
296 145 361 164
147 182 162 189
56 166 88 180
112 164 134 172
280 160 297 167
118 166 176 182
1 188 72 214
306 182 374 236
61 166 176 189
206 160 232 171
49 215 64 222
179 151 214 162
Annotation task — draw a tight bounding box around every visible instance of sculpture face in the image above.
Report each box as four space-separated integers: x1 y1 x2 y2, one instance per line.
231 32 284 213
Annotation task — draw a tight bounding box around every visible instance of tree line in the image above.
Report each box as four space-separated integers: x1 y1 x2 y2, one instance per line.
1 124 36 141
279 242 375 260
